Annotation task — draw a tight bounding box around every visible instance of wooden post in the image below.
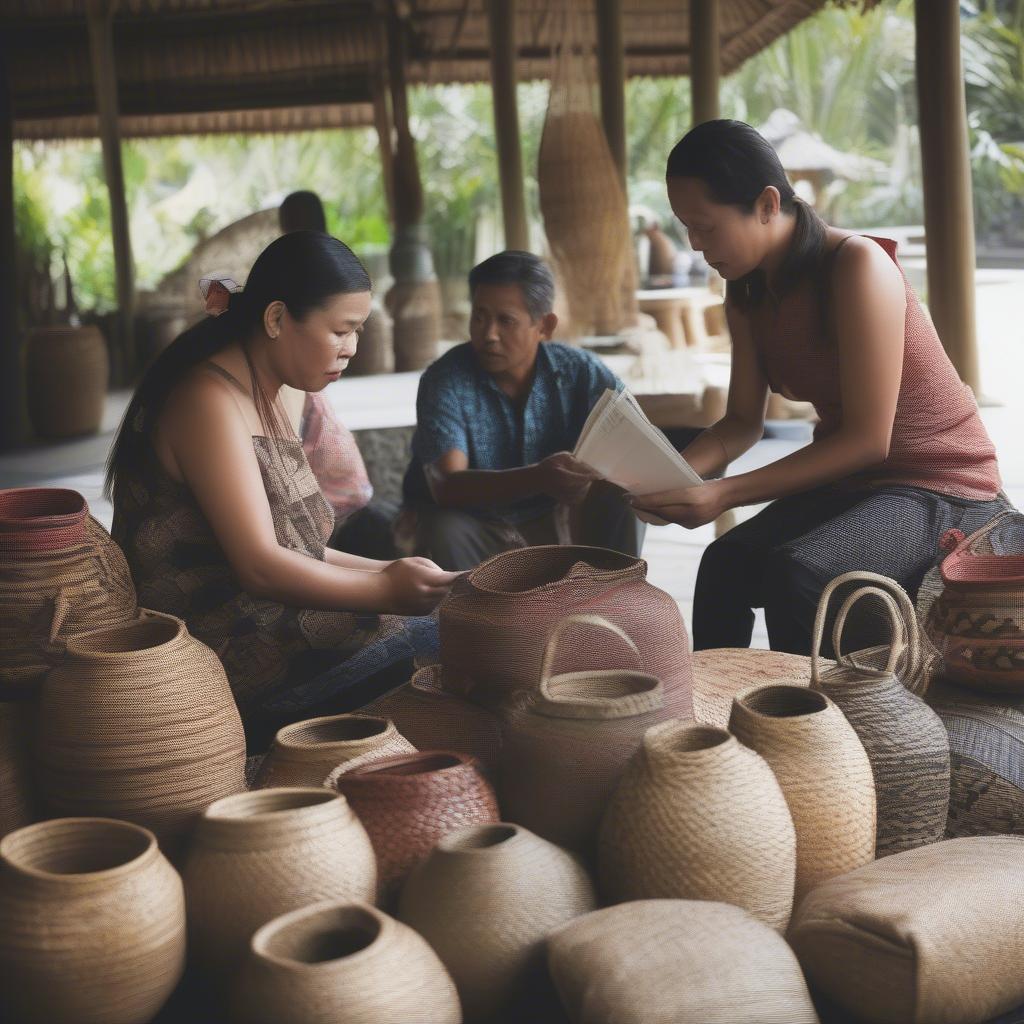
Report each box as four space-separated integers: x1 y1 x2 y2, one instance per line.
373 65 396 227
596 0 627 183
86 0 135 384
690 0 720 126
487 0 529 250
915 0 981 392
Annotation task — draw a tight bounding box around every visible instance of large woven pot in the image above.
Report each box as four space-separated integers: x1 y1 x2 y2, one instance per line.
0 699 35 838
598 721 796 931
399 822 596 1024
35 611 246 853
255 713 415 789
729 684 876 902
346 302 394 376
329 750 499 903
548 900 820 1024
0 817 185 1024
790 836 1024 1024
26 324 108 438
0 487 136 694
501 615 669 857
230 900 460 1024
183 787 377 978
439 545 692 718
387 278 442 372
811 573 950 857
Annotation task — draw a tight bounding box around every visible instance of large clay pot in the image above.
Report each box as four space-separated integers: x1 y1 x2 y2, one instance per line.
399 822 596 1023
230 900 460 1024
0 487 136 694
35 611 246 853
183 787 377 977
26 324 108 438
811 573 950 857
0 699 35 838
598 721 796 931
500 614 670 856
729 684 876 902
0 817 186 1024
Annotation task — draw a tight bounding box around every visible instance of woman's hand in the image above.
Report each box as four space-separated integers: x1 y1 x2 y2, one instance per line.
379 557 462 615
630 479 731 529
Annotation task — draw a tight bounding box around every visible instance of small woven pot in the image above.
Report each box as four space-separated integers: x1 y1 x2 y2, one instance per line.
26 324 108 438
501 614 669 856
598 722 796 931
729 684 876 903
398 822 596 1024
230 900 460 1024
183 787 377 978
811 573 950 857
0 817 185 1024
329 750 499 903
0 699 35 838
387 279 442 372
255 713 415 789
35 611 246 853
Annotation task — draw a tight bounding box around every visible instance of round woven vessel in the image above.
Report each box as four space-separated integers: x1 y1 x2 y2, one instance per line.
388 279 442 372
729 684 876 902
0 817 185 1024
183 787 376 977
35 611 246 852
255 713 415 789
230 900 460 1024
26 325 108 438
0 699 34 838
346 304 394 376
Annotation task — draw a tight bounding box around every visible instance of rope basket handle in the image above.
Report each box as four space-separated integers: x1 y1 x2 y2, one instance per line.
539 613 643 696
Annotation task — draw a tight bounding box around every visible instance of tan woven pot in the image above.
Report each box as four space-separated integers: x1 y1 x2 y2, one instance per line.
500 614 669 856
598 721 796 931
729 684 875 902
439 545 692 718
398 822 596 1024
0 487 136 694
230 900 460 1024
790 836 1024 1024
0 699 35 838
329 750 499 903
0 817 185 1024
548 900 820 1024
255 713 415 789
183 787 377 978
811 574 950 857
35 611 246 853
387 279 442 372
346 303 394 376
26 324 108 438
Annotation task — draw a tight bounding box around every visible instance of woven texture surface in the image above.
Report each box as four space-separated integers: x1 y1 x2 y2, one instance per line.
345 304 394 376
387 280 442 372
26 325 108 438
0 701 34 839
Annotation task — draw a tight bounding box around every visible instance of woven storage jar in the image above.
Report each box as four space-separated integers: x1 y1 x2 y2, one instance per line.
598 721 796 931
547 900 820 1024
790 836 1024 1024
0 487 136 694
345 303 394 376
0 817 185 1024
439 545 692 718
0 699 35 838
729 684 875 902
26 324 108 438
230 900 460 1024
35 611 246 854
183 787 376 978
387 279 442 372
328 750 498 903
810 573 950 857
399 822 596 1024
255 713 415 789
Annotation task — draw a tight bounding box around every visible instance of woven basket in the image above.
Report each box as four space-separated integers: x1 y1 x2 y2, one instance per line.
0 700 34 839
811 574 950 857
0 487 136 694
230 900 461 1024
183 788 376 978
0 817 185 1024
346 303 394 376
35 611 246 854
729 684 876 902
439 545 692 718
328 750 499 904
26 325 108 438
598 722 796 931
500 614 669 856
398 822 596 1024
547 900 820 1024
790 836 1024 1024
255 713 415 789
387 279 442 372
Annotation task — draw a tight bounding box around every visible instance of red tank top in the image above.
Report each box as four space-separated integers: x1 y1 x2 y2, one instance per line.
750 235 1000 501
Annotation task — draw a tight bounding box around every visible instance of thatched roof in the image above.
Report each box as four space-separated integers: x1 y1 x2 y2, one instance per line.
2 0 871 140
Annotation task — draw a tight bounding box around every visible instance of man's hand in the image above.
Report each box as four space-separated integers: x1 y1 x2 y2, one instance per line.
536 452 601 506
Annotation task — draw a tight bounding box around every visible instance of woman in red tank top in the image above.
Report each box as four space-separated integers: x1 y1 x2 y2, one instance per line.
633 119 1006 655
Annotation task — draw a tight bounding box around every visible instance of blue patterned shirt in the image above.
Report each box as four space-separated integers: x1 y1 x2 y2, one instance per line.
409 341 622 522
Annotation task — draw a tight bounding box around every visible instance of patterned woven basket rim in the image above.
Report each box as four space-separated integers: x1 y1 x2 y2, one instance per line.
63 610 184 660
531 669 664 720
274 714 394 751
203 787 341 821
466 545 645 596
250 900 386 970
940 512 1024 587
341 750 475 780
0 486 87 551
733 684 830 719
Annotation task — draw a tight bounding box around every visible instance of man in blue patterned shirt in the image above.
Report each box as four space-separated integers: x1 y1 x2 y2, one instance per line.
405 251 644 570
